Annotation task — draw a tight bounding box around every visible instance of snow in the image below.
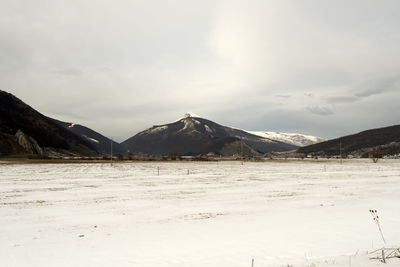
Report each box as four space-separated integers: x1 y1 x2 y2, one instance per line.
181 119 195 131
248 131 325 147
173 113 202 123
68 123 76 128
182 112 201 118
1 159 400 267
146 125 168 134
82 135 100 144
154 125 168 133
204 124 213 133
179 117 200 134
174 112 202 122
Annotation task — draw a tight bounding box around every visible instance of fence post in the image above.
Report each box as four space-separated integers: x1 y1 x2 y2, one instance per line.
382 250 386 263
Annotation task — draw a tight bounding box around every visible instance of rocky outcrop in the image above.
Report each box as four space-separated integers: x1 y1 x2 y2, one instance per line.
15 130 43 155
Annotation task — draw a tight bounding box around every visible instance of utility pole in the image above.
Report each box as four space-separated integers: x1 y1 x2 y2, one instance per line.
110 138 113 166
339 140 342 164
241 137 244 164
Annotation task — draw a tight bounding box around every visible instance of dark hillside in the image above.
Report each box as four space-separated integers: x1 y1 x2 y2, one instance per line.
122 114 297 156
298 125 400 157
0 90 97 156
49 118 126 155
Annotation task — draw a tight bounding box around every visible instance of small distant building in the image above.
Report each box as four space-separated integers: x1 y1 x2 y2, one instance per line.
206 152 216 157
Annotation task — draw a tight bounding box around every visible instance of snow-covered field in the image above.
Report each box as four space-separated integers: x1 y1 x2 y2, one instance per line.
1 160 399 267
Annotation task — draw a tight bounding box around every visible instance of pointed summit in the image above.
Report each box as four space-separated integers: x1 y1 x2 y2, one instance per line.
182 112 201 120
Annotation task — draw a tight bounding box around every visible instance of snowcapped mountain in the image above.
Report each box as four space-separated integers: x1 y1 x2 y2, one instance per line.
247 131 325 147
121 113 298 156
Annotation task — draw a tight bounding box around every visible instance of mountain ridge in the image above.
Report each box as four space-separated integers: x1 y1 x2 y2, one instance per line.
0 90 98 157
247 131 325 147
297 124 400 157
49 118 126 155
2 90 398 159
121 114 298 156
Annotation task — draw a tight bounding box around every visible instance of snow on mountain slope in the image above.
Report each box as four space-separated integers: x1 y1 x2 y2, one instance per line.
248 131 325 147
82 134 100 144
140 125 169 135
173 112 201 122
122 114 298 155
49 118 125 155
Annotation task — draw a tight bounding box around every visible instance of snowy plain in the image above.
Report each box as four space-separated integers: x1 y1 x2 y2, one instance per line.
1 159 400 267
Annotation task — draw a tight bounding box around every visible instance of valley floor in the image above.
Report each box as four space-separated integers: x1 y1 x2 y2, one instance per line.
0 159 399 266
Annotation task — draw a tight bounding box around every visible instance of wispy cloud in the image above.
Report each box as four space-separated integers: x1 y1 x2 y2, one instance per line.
51 68 83 76
355 77 400 98
304 93 314 98
307 106 333 116
324 96 358 104
275 94 291 99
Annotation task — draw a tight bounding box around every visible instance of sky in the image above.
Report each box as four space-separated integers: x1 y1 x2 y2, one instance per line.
1 0 400 142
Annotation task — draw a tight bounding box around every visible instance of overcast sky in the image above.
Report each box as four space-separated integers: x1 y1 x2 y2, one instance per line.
1 0 400 142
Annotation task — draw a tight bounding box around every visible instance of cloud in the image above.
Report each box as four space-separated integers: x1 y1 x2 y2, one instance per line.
1 0 400 140
307 106 333 116
355 76 400 98
304 93 314 98
50 68 83 76
275 94 291 99
324 96 358 104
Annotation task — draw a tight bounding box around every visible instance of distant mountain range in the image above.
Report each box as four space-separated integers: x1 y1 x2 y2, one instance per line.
247 131 325 147
4 89 398 159
297 125 400 157
121 113 298 156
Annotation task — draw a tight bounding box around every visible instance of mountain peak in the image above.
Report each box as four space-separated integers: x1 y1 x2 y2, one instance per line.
122 115 298 156
182 112 201 119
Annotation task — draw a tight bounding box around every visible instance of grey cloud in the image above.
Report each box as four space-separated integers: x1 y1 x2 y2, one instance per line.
355 77 400 98
356 88 388 98
275 94 291 99
324 96 358 104
1 1 400 140
46 110 89 121
51 68 83 76
307 106 333 116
